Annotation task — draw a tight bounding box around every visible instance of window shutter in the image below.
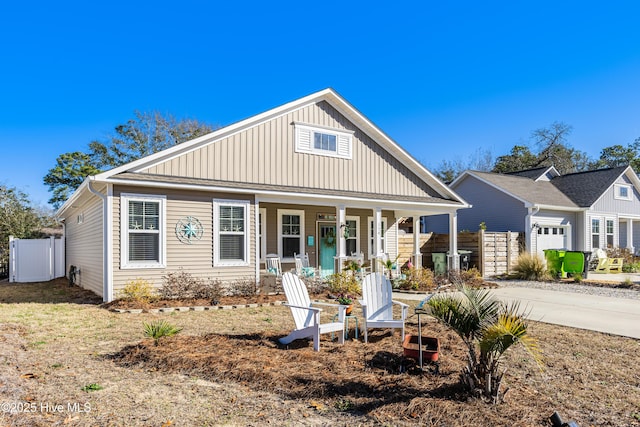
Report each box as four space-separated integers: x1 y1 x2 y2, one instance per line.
337 134 351 158
296 127 312 153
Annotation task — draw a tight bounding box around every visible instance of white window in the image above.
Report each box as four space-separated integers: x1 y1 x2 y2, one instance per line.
344 216 359 255
294 123 353 159
368 217 387 257
591 218 600 249
615 184 632 201
214 199 250 266
121 194 166 269
278 209 305 261
606 219 614 248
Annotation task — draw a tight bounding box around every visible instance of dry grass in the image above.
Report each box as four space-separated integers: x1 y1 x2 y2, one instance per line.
0 278 639 426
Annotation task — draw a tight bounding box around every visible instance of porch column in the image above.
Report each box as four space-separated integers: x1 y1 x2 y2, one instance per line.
255 199 261 285
626 219 634 252
448 212 459 270
374 207 383 271
412 215 422 268
336 205 347 272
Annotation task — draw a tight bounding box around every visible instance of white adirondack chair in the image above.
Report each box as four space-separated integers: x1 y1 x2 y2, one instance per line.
360 272 408 343
279 272 346 351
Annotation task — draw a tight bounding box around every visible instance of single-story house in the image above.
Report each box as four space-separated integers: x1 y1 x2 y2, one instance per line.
57 88 469 301
432 165 640 257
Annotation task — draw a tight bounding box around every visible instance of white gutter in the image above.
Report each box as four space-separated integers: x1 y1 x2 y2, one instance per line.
100 177 467 211
87 179 114 302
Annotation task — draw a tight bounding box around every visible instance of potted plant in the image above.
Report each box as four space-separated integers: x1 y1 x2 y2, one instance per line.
336 293 354 315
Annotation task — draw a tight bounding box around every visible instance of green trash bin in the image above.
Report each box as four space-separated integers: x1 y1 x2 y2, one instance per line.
543 249 566 277
432 253 447 275
561 251 585 277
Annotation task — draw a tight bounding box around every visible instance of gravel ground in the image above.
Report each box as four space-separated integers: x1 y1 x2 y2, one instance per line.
494 278 640 300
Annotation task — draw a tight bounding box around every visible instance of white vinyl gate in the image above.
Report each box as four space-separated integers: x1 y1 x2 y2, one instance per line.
9 236 65 283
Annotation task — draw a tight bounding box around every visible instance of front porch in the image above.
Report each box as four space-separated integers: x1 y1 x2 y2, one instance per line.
619 217 640 254
256 201 461 279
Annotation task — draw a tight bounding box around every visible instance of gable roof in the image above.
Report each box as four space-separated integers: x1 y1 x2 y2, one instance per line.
457 170 579 209
452 165 640 211
550 165 633 206
507 166 559 181
58 88 468 216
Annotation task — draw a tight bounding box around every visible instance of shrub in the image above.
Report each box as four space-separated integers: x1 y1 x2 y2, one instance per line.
302 276 328 295
512 253 551 281
143 320 182 346
622 261 640 273
326 271 361 296
118 278 156 302
160 269 222 302
229 278 258 297
397 267 435 291
449 268 484 287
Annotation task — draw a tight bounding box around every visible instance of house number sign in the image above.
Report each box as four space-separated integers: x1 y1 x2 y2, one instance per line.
175 216 204 244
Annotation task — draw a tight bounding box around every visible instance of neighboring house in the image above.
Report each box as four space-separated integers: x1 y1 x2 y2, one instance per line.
440 165 640 257
56 89 468 301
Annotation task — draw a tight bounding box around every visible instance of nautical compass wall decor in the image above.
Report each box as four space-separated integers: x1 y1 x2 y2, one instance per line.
175 216 204 244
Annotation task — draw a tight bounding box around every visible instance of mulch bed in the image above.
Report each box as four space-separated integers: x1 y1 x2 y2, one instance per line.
107 317 640 426
109 323 529 426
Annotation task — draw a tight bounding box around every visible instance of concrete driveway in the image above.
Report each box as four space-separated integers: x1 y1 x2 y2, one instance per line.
395 287 640 339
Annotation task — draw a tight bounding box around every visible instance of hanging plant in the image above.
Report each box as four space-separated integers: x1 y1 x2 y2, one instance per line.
324 228 336 247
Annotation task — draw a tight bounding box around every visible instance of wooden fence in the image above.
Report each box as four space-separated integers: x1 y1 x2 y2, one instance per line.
397 230 524 277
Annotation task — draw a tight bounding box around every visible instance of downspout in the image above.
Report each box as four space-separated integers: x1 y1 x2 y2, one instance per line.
87 179 114 303
525 205 540 255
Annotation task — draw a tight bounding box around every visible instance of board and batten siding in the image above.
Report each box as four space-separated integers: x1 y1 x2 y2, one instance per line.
591 175 640 215
111 185 256 295
63 195 104 296
137 101 439 199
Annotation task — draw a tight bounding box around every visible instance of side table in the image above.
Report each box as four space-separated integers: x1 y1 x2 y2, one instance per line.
332 313 359 340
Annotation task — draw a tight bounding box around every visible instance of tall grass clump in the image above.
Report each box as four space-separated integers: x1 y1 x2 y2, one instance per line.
512 253 550 281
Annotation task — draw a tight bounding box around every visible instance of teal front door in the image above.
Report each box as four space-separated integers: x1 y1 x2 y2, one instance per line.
318 223 336 277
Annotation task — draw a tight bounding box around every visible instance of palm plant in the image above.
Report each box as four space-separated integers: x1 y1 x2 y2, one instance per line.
427 285 542 403
143 320 182 346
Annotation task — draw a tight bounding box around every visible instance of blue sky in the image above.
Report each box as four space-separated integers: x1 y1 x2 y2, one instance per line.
2 1 640 208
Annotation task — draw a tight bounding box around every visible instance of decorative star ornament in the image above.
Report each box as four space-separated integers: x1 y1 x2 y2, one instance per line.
175 216 204 244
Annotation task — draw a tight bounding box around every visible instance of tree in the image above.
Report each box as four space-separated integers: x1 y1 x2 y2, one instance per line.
492 145 538 173
493 122 593 175
0 185 46 263
432 147 493 182
427 285 543 403
590 139 640 171
531 121 591 174
44 111 216 208
44 152 101 208
88 111 215 169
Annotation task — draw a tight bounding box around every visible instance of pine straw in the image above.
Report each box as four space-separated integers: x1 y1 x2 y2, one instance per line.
109 317 640 427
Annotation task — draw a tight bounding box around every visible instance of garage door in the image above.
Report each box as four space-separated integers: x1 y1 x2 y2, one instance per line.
536 226 567 257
